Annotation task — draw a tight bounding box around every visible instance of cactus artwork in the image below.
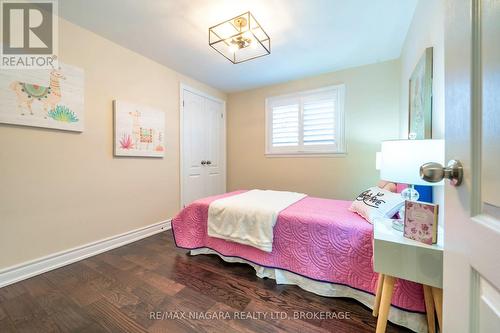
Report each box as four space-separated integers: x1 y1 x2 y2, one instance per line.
114 100 165 157
48 105 79 123
119 134 134 149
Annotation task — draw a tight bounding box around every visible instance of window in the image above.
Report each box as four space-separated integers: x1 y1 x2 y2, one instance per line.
265 85 345 156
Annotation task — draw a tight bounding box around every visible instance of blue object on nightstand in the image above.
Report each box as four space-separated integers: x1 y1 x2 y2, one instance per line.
415 185 433 203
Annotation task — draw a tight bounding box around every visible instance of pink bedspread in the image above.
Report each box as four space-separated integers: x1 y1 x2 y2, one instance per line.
172 191 425 313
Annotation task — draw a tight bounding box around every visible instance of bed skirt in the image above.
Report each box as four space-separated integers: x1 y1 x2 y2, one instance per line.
190 248 427 333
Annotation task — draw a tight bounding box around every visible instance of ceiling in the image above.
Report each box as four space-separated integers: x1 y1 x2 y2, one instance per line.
59 0 418 93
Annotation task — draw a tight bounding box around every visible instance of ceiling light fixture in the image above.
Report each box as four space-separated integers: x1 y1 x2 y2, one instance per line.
209 12 271 64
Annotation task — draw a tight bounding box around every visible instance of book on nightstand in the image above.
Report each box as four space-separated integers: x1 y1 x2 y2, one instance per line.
403 200 439 245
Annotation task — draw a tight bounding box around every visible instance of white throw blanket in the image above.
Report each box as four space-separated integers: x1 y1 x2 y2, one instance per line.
207 190 306 252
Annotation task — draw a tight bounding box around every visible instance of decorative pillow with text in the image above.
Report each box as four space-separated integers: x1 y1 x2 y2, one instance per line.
349 186 405 224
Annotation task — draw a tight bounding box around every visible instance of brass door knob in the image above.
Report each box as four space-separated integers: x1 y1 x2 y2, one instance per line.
420 159 463 186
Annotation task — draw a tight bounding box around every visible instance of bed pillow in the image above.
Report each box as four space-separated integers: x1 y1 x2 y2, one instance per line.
377 180 397 193
349 186 405 223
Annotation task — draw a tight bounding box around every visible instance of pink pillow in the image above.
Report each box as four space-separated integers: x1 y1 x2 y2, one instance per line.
377 181 397 193
396 183 408 193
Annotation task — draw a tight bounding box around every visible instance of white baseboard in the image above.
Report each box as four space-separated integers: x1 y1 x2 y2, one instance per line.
0 219 171 288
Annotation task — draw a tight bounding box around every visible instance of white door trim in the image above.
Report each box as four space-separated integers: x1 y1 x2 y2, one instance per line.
179 83 226 209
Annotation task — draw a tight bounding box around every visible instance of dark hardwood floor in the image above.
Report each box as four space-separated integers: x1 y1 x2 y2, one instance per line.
0 231 411 332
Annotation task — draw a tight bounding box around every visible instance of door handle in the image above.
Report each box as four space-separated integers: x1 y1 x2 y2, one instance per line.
420 159 463 186
201 160 207 165
206 160 212 165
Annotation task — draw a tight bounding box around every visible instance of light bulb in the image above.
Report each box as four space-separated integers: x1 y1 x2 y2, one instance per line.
229 44 238 53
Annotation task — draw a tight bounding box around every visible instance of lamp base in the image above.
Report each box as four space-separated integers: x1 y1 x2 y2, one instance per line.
401 185 420 201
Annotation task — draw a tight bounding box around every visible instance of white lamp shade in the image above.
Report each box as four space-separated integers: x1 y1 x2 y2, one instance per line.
380 139 445 185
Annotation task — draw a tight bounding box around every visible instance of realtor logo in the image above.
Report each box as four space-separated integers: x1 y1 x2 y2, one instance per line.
1 0 58 69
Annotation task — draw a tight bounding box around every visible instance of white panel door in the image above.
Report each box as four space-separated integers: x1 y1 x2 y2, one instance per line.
444 0 500 332
205 97 225 197
182 90 207 206
181 87 225 207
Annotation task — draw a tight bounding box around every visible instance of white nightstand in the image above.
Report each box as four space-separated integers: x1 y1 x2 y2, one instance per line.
372 218 444 333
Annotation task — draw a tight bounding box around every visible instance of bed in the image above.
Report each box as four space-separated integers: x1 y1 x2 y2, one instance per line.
172 190 427 332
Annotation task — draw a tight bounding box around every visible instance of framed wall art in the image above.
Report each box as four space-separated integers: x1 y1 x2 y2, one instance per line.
113 100 165 157
408 47 433 140
0 63 84 132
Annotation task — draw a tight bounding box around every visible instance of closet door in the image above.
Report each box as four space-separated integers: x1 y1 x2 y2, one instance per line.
181 87 226 207
182 90 207 206
205 98 225 197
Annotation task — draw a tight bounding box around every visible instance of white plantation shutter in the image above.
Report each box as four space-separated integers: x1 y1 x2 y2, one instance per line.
266 85 345 155
303 98 335 146
271 104 299 147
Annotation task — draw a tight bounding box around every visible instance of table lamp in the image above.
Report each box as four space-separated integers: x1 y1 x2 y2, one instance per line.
380 139 444 200
380 139 444 229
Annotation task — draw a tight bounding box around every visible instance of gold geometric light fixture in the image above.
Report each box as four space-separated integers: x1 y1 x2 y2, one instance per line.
209 12 271 64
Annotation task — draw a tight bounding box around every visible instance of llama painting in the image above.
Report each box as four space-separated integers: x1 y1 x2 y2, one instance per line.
0 63 84 131
114 100 165 157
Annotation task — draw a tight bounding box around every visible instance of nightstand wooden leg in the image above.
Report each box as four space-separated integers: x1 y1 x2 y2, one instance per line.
373 273 385 317
375 275 396 333
431 287 443 331
423 285 436 333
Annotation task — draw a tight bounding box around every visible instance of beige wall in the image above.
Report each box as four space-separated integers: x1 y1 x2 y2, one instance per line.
227 60 400 200
400 0 445 139
399 0 445 225
0 18 225 269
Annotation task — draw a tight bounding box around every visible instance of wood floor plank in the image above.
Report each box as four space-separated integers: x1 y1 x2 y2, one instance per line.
11 317 61 333
23 280 94 332
85 298 147 333
131 285 169 308
64 276 108 307
97 282 141 309
73 321 111 333
148 317 199 333
242 300 331 333
0 303 8 320
277 286 381 332
133 269 185 296
0 281 27 301
84 259 178 308
149 287 226 333
124 252 163 271
99 252 139 271
22 275 55 297
48 304 93 332
1 292 61 333
0 305 17 333
118 301 156 330
43 261 103 291
167 262 251 311
0 317 17 333
2 293 46 323
165 286 218 312
82 259 140 289
210 301 286 333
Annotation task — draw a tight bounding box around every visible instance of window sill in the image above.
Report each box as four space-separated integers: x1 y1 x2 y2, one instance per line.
265 152 347 158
